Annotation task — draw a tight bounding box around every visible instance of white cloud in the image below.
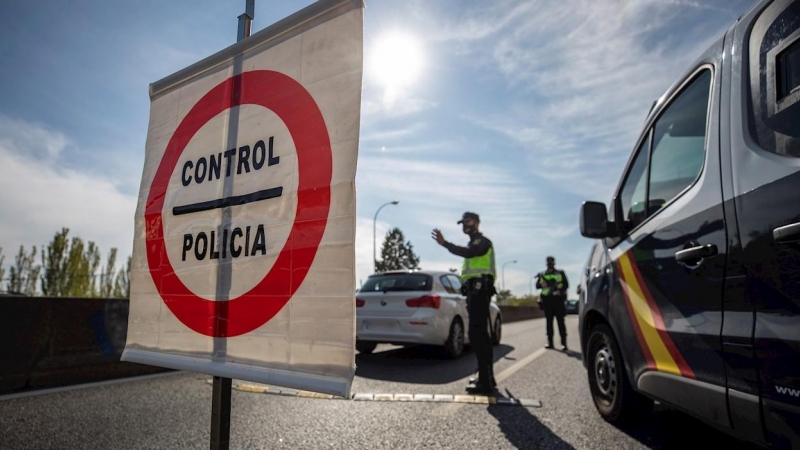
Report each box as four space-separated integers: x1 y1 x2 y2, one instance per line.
428 1 537 43
360 122 428 143
361 93 437 121
0 114 69 160
356 155 574 283
0 116 137 279
370 141 457 155
431 0 742 200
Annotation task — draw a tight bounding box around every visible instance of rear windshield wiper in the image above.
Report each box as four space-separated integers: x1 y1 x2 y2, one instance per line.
381 287 418 293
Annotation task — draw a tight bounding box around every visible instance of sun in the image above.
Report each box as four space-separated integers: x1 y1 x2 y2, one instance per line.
369 31 424 91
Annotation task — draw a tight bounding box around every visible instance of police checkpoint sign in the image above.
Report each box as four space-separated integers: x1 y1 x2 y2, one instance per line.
122 0 363 398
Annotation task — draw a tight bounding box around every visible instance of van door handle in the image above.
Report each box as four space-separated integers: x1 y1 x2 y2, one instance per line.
675 244 718 263
773 222 800 243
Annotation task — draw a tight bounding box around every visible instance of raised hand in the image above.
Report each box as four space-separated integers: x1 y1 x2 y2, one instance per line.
431 229 446 245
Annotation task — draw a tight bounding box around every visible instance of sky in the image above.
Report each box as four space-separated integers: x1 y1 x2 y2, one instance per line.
0 0 758 297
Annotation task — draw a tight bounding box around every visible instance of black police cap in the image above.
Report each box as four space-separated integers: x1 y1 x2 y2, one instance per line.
457 212 480 224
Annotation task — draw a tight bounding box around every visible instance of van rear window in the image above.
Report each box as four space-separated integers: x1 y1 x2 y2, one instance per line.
778 39 800 100
361 274 432 292
749 2 800 156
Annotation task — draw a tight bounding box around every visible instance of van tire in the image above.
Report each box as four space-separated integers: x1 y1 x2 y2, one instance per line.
443 318 465 359
586 324 653 425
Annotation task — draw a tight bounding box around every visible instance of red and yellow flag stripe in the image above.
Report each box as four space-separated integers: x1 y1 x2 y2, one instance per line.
617 251 695 379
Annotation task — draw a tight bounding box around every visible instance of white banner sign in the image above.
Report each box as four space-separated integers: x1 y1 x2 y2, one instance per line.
122 0 363 398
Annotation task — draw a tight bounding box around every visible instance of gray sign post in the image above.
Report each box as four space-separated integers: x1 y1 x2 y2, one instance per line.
210 4 255 449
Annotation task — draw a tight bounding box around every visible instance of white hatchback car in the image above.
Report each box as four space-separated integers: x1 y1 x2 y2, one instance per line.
355 270 502 358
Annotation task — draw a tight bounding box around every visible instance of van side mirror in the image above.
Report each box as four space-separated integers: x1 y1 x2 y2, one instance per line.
580 201 612 238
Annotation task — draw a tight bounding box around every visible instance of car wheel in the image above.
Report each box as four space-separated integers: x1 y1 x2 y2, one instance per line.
443 318 465 359
586 324 653 424
356 339 377 354
491 316 502 346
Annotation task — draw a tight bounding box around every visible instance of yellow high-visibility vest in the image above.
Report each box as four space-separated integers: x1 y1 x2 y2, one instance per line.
540 272 565 296
461 247 496 282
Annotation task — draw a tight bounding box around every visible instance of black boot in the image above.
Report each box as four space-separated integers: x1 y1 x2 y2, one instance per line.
469 375 497 387
466 381 494 395
469 377 497 387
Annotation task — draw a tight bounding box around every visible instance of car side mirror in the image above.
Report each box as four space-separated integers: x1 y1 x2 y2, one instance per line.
580 201 613 238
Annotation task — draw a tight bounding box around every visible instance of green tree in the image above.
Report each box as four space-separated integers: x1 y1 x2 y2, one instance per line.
0 247 5 289
8 245 41 296
41 228 102 297
83 241 102 297
375 227 420 272
99 248 118 298
113 255 131 299
495 289 513 305
41 228 70 296
507 294 540 307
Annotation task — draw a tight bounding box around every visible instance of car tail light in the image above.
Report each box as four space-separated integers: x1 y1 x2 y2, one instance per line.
405 295 440 309
356 298 365 307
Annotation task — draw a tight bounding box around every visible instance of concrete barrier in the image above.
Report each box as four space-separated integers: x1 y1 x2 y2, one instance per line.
498 305 546 323
0 297 169 396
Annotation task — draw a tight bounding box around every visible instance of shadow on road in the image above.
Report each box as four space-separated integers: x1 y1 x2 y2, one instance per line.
355 344 514 384
561 349 583 361
488 389 576 450
618 404 764 449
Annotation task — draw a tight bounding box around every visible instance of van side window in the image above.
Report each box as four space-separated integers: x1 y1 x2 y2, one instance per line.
648 70 712 217
749 2 800 157
618 134 651 234
615 69 712 238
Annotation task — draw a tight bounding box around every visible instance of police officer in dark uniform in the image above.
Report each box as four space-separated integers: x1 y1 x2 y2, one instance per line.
536 256 569 351
432 212 497 394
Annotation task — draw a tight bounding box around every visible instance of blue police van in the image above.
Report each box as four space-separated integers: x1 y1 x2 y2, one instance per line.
578 0 800 447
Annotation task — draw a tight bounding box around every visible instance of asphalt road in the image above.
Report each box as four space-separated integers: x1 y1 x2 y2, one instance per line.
0 316 762 450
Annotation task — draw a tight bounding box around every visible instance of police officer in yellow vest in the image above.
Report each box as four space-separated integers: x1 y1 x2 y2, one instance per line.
432 212 497 394
536 256 569 351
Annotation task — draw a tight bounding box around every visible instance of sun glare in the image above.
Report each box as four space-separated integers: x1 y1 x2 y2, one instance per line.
369 31 424 90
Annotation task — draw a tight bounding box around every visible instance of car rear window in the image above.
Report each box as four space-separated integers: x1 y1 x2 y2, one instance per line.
360 274 432 292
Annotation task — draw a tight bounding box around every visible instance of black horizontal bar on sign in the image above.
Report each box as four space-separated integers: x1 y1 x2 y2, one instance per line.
172 187 283 216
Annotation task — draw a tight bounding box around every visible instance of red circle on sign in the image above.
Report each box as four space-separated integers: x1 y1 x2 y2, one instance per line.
144 70 332 337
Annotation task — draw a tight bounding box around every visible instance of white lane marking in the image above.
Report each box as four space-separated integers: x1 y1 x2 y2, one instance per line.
495 348 548 383
432 347 549 416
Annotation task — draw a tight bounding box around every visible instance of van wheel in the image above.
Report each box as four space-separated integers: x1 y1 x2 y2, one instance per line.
356 340 377 354
586 324 653 424
443 318 465 359
491 316 502 346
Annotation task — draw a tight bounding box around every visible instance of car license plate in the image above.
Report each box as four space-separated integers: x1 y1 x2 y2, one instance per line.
365 320 395 331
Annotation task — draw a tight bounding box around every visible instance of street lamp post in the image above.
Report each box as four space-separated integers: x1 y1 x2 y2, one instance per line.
373 200 399 273
501 260 518 293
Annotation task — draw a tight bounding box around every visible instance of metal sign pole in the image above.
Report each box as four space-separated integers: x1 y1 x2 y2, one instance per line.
210 3 255 450
237 0 255 42
210 376 233 450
